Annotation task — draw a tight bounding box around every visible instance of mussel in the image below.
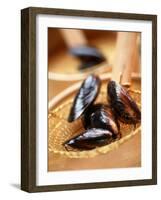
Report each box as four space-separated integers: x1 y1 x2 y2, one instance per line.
63 128 114 150
107 80 141 124
65 76 141 151
68 74 101 122
69 45 106 70
82 104 119 138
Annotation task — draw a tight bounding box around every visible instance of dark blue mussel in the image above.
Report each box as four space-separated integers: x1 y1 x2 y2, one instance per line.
69 45 106 70
82 104 119 138
63 128 114 150
108 80 141 124
68 74 101 122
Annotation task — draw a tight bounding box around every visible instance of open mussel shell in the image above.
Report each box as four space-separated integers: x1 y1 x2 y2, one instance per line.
69 45 106 70
68 74 101 122
107 80 141 124
82 104 119 137
63 128 114 150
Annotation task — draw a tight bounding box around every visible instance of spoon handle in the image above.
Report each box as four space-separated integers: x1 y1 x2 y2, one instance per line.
112 32 138 87
59 29 87 48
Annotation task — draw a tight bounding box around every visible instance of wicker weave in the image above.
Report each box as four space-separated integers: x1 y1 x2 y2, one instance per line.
48 86 141 158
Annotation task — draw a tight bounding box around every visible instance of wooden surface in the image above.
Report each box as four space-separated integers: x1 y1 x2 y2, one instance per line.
48 29 141 172
59 29 87 48
112 32 139 85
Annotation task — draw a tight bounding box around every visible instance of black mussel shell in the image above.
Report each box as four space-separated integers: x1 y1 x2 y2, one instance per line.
69 45 106 70
63 128 114 150
68 75 101 122
107 80 141 124
82 104 119 137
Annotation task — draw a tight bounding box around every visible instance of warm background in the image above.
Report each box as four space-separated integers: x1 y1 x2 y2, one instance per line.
48 28 141 171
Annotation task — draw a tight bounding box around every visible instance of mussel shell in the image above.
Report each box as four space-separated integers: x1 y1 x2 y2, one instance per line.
107 80 141 124
63 128 114 150
68 75 101 122
69 45 106 70
82 104 119 136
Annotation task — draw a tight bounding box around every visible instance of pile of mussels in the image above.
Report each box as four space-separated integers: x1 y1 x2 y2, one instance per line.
63 74 141 151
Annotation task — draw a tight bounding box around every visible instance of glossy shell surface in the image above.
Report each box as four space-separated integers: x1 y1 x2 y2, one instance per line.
68 75 101 122
69 45 106 70
108 80 141 124
82 104 119 136
64 128 114 150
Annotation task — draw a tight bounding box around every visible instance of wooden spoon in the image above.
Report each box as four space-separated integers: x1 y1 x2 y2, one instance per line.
59 29 87 48
59 29 106 70
112 32 139 86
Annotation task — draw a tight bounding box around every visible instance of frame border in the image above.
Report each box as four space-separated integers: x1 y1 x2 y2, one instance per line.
21 7 157 192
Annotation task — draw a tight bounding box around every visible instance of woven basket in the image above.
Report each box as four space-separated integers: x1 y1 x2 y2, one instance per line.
48 81 141 158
